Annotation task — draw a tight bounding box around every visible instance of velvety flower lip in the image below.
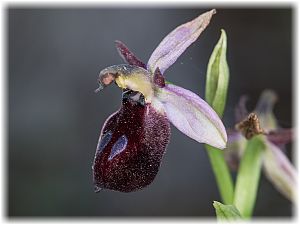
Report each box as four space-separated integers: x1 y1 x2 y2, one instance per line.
93 10 227 192
226 90 296 202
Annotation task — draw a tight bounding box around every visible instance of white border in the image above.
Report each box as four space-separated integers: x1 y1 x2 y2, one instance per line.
1 1 299 225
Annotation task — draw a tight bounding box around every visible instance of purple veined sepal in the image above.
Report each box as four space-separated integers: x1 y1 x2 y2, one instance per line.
147 9 216 74
155 83 227 149
92 90 171 192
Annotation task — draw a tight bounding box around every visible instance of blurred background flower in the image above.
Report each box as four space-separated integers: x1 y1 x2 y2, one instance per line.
227 90 296 202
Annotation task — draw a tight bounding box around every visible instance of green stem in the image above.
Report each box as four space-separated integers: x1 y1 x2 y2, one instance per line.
233 136 265 218
205 145 234 205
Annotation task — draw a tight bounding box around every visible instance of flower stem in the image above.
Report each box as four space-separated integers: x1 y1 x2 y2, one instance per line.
205 145 234 205
233 136 265 218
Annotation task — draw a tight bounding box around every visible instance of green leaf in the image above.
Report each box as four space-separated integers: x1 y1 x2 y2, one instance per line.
233 136 265 218
213 201 242 221
205 29 229 117
204 29 234 205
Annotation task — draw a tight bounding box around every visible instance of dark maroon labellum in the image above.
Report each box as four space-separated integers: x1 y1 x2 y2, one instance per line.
93 91 171 192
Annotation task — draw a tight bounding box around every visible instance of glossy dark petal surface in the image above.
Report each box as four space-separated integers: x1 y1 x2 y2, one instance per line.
93 97 171 192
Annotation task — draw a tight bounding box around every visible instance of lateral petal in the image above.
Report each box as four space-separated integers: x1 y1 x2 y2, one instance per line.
115 40 146 69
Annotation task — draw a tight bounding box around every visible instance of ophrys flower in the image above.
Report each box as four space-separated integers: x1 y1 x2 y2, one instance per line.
93 9 227 192
227 90 296 202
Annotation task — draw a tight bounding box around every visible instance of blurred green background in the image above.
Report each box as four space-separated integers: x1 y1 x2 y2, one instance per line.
8 7 293 217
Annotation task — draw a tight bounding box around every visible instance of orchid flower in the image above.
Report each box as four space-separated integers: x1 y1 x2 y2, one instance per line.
226 90 296 202
92 9 227 192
